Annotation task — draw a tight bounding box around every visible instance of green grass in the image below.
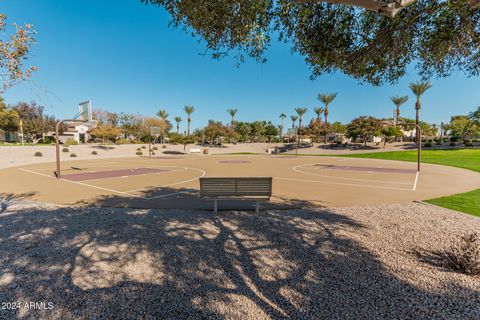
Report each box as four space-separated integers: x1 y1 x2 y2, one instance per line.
340 149 480 173
425 189 480 217
340 149 480 217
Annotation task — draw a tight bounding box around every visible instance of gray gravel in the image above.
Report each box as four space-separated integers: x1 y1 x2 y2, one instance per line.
0 202 479 319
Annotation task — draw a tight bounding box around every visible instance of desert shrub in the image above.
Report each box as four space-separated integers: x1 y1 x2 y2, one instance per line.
91 151 98 155
34 151 43 157
449 142 456 147
115 139 130 145
141 145 146 149
424 142 432 148
162 145 167 149
151 152 155 155
70 153 77 157
444 233 480 275
136 151 143 155
152 146 158 150
66 138 78 145
136 147 141 151
62 147 69 153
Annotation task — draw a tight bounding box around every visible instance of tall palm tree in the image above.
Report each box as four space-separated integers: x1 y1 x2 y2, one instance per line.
290 115 298 128
157 110 169 120
318 93 337 126
279 113 286 137
227 108 238 128
390 95 408 124
314 107 324 122
184 105 195 136
409 81 432 143
174 116 182 134
294 107 308 128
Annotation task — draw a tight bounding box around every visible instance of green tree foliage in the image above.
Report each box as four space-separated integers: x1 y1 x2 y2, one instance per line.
470 107 480 124
174 116 182 134
330 121 346 135
12 101 56 143
184 105 195 136
142 1 480 85
0 97 19 132
449 115 479 140
294 107 308 128
264 122 278 142
378 125 403 147
0 14 37 94
119 112 142 140
90 124 122 143
346 116 382 146
157 110 169 120
390 96 408 121
234 121 252 142
227 108 238 128
204 120 235 144
318 93 337 126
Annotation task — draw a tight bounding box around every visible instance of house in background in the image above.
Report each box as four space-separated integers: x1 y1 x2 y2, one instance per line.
54 123 92 144
0 129 17 143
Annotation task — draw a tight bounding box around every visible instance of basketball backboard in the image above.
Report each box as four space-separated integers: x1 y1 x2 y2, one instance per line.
79 100 93 122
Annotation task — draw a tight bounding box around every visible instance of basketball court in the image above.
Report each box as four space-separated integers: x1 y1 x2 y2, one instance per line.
1 154 479 210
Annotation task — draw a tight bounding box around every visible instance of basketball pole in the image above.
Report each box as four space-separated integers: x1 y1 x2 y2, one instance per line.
55 119 86 179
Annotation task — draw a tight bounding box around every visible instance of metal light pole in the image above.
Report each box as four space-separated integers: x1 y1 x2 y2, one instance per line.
55 119 86 179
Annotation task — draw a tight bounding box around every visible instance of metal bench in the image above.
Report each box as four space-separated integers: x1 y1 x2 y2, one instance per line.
199 177 273 212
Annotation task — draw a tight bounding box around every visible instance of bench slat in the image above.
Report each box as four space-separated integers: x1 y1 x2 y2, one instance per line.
200 177 272 198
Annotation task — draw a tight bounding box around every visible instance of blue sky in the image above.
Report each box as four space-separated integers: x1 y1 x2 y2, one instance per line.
2 0 479 130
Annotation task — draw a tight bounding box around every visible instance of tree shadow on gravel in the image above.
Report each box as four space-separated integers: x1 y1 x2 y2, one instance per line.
0 195 478 319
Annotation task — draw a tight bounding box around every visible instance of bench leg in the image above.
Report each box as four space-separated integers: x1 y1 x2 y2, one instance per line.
214 200 218 213
256 201 259 213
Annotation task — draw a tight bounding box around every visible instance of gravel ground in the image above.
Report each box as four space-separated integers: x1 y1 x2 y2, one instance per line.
0 201 478 319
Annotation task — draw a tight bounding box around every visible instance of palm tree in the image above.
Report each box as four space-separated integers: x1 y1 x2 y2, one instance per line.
227 108 238 128
184 105 195 136
390 96 408 124
318 93 337 126
279 113 286 137
295 107 308 128
409 81 432 143
157 110 169 120
174 116 182 134
314 107 324 122
290 115 298 128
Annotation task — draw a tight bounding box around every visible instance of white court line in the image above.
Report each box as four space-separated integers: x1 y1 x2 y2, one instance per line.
125 167 206 193
413 171 419 191
19 168 147 199
274 176 413 191
293 164 415 186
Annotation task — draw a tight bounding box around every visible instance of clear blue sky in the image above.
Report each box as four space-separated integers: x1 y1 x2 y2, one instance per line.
3 0 479 131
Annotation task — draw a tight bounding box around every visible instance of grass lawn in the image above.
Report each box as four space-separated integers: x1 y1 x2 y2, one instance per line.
340 149 480 217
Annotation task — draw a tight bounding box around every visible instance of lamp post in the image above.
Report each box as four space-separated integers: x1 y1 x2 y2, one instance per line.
55 119 86 179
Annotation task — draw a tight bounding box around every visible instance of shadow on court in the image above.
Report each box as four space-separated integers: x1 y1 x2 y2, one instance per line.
73 186 327 211
0 192 476 319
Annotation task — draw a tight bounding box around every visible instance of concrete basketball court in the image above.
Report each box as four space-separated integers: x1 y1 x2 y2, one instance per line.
1 155 479 210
